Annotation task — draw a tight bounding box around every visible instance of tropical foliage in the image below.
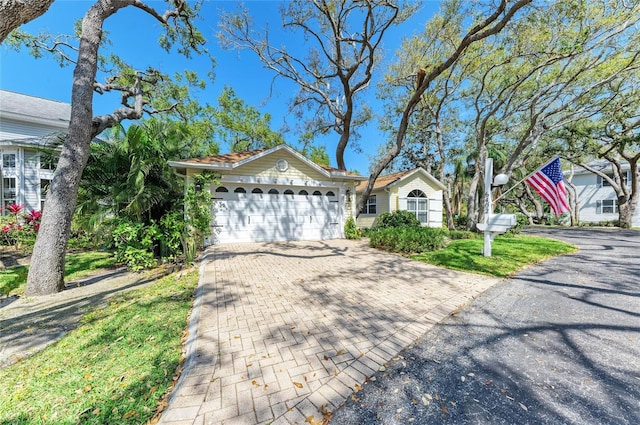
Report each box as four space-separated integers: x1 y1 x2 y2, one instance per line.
75 119 217 269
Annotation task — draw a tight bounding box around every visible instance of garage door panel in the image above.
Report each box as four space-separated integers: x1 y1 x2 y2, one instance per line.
210 185 341 244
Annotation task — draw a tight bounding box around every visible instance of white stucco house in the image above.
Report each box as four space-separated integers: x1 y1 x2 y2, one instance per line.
169 145 367 244
355 168 445 229
566 160 639 227
0 90 69 213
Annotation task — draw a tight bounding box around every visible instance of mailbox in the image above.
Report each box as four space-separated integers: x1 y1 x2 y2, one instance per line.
477 214 517 233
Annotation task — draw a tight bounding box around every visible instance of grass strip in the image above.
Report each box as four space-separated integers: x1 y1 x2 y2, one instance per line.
0 251 117 297
412 234 577 278
0 268 198 424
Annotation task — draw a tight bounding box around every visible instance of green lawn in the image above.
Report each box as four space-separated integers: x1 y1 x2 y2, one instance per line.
412 234 577 278
0 251 117 297
0 268 198 425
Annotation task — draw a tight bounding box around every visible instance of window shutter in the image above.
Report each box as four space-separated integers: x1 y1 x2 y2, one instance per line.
596 200 602 214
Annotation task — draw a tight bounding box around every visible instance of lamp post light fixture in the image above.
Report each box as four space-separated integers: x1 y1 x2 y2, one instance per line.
482 157 509 257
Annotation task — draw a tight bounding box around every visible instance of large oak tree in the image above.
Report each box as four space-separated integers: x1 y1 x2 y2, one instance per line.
24 0 208 296
0 0 55 42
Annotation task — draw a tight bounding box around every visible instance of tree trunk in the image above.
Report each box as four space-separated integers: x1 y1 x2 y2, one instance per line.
25 2 114 296
0 0 55 42
618 198 632 228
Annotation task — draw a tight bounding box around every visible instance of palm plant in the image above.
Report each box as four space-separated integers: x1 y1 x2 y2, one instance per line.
76 119 191 233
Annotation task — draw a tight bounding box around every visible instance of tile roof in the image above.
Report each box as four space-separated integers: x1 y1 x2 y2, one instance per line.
355 169 413 191
180 148 268 164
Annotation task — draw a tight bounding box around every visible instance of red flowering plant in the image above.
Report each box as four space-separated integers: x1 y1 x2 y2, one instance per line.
0 204 41 250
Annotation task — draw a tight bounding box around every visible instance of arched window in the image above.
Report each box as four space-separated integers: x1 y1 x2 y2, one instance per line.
326 191 335 197
312 190 322 196
268 188 279 194
299 190 308 195
252 188 263 194
234 187 246 193
284 189 294 195
215 186 229 192
407 189 428 223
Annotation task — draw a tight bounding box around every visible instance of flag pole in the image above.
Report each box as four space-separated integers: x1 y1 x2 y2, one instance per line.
494 157 559 202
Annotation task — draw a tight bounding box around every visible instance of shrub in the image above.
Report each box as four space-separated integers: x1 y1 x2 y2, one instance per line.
453 214 468 230
369 226 448 254
344 215 360 240
448 230 478 240
506 214 528 235
374 210 421 229
111 220 158 271
0 205 41 252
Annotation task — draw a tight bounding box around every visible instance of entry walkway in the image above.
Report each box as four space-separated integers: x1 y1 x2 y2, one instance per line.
159 239 500 425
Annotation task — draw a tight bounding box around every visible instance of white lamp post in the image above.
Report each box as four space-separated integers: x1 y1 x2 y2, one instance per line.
482 157 509 257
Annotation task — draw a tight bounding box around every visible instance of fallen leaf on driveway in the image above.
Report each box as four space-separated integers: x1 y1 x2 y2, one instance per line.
293 382 303 389
440 403 449 414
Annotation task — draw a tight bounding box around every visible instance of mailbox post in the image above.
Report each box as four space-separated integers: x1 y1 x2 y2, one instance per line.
478 158 513 257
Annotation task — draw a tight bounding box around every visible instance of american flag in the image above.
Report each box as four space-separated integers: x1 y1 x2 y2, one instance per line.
525 157 570 216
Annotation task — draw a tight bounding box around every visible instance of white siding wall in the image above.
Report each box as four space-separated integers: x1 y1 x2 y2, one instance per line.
0 118 65 140
23 150 40 211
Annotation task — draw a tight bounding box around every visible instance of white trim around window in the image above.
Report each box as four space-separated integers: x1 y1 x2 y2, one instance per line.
407 189 428 224
363 194 377 214
596 199 618 214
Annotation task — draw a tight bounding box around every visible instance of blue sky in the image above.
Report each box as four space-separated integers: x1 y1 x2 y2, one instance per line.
1 0 439 175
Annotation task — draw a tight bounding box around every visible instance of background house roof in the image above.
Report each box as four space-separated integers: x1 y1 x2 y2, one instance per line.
565 159 631 175
0 90 71 127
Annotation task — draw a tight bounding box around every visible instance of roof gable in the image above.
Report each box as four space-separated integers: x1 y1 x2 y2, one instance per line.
169 145 366 181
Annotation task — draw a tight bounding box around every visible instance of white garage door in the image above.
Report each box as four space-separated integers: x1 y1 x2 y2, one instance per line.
209 184 341 243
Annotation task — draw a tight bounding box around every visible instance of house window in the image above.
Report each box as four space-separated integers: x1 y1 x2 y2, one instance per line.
326 191 335 197
312 190 322 196
597 171 634 188
40 179 50 211
362 195 376 214
407 189 428 223
3 177 17 210
2 154 16 169
215 186 229 192
40 153 58 170
284 189 294 195
268 189 279 194
299 190 308 195
234 187 246 193
596 199 618 214
597 174 612 187
252 188 263 194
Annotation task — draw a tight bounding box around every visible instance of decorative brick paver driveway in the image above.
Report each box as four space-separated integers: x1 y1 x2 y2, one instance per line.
159 239 500 425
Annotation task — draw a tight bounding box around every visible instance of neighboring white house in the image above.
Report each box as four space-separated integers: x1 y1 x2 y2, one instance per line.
355 168 445 229
0 90 70 213
566 160 639 227
169 145 367 244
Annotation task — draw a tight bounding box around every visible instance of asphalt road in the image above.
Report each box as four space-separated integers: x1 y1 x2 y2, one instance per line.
330 227 640 425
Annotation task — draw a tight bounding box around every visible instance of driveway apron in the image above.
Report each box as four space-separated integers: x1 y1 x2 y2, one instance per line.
158 239 500 425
